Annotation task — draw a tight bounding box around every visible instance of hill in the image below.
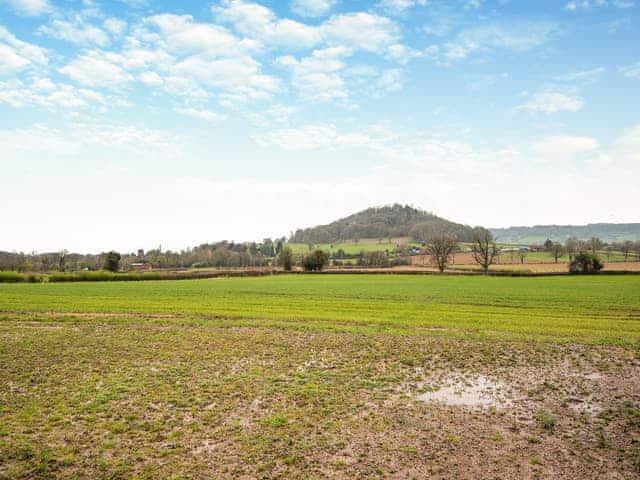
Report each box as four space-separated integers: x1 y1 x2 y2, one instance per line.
290 204 476 244
490 223 640 244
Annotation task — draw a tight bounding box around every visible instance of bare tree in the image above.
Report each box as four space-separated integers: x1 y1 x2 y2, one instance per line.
565 237 579 261
588 236 604 255
550 242 565 263
620 240 633 261
471 228 499 272
425 234 458 272
518 248 527 264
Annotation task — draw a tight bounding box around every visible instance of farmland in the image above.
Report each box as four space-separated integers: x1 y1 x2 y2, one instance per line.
1 275 640 479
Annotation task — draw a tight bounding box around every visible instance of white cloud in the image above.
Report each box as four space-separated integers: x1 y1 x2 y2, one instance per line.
143 13 259 57
290 0 336 18
139 70 163 86
0 125 80 155
211 1 410 101
0 77 109 108
214 1 321 48
533 135 600 162
104 12 280 103
385 43 423 64
39 19 110 46
244 103 297 127
2 0 51 16
255 123 373 150
163 76 209 99
4 122 640 252
277 46 351 101
375 68 404 93
74 122 177 149
323 12 399 53
620 62 640 79
565 0 634 11
174 106 224 122
215 2 401 54
515 90 584 114
0 25 47 74
377 0 428 14
557 67 605 83
610 123 640 167
171 55 279 99
60 51 134 87
0 122 177 163
104 18 127 36
440 22 558 63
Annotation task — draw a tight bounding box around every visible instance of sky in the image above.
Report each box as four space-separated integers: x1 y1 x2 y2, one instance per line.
1 0 639 253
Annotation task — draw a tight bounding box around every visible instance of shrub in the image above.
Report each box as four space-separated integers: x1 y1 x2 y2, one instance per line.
48 271 162 282
277 246 294 271
103 251 121 272
535 409 556 431
303 250 329 272
26 273 43 283
0 271 25 283
569 252 603 274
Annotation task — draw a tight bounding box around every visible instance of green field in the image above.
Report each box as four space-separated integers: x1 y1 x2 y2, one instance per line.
1 275 639 479
286 238 419 255
1 275 639 344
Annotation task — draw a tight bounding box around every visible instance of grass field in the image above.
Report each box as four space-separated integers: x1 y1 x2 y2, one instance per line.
1 275 639 478
286 238 418 255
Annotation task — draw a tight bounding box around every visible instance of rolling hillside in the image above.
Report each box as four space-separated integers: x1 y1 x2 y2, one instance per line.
491 223 640 244
290 204 476 244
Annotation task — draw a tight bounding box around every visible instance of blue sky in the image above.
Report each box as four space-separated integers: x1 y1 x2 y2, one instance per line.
1 0 639 252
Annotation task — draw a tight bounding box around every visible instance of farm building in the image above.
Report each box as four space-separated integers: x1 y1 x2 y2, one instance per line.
130 262 153 272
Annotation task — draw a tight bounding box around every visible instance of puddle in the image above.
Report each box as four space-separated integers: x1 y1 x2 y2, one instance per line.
566 397 602 415
416 375 513 409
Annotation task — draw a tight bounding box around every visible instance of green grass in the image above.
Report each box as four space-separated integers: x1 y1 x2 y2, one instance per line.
1 275 639 478
0 274 638 345
286 238 419 255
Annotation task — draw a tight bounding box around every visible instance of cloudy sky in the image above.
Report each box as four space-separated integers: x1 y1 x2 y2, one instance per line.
1 0 639 252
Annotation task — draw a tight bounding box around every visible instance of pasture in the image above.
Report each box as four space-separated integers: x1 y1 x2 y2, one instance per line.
1 275 639 479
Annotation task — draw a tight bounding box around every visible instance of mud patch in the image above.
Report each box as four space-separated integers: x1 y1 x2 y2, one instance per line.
416 374 514 409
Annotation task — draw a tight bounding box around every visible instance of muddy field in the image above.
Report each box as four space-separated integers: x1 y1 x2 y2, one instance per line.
409 253 640 273
1 275 639 479
1 321 639 479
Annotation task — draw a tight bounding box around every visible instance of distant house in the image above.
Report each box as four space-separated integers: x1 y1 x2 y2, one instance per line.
130 262 153 272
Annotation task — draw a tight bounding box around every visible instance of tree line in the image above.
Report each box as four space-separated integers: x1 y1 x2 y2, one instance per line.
423 231 640 273
0 239 287 273
1 233 638 274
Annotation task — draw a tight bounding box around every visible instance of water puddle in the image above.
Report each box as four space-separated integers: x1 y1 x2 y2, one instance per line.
566 397 602 415
416 375 513 409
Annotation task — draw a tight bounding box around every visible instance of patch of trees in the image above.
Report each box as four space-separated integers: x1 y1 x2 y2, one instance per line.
290 204 475 244
569 252 604 274
103 251 121 272
276 246 294 271
302 250 329 272
353 251 410 267
0 238 288 272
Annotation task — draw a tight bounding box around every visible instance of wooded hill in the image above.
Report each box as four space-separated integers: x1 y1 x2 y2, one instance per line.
490 223 640 244
290 204 476 244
